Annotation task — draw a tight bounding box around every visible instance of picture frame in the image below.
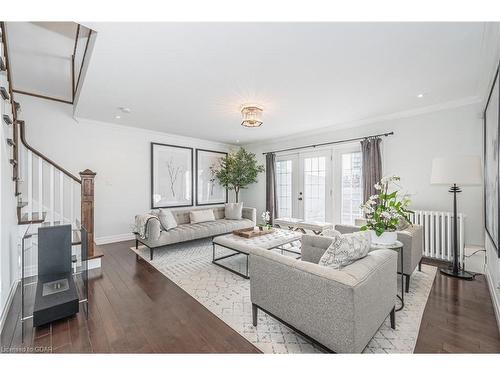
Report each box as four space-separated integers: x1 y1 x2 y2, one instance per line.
151 142 193 209
195 149 228 206
484 61 500 256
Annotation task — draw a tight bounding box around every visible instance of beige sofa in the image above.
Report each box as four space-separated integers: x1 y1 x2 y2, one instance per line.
249 234 397 353
135 206 256 260
335 224 424 292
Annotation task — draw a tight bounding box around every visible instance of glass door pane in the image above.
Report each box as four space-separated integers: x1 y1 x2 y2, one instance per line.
276 159 294 218
302 154 329 222
341 151 363 224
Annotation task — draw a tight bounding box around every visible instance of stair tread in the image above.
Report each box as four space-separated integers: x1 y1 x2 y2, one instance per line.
3 114 12 125
19 212 46 224
1 86 9 101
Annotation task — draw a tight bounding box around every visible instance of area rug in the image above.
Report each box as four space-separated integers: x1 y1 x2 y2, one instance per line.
132 239 436 353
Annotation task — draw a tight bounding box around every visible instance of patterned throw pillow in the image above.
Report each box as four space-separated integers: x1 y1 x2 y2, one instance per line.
319 231 371 269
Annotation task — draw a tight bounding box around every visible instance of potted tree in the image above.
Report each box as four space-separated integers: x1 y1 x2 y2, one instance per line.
211 148 265 203
360 175 413 245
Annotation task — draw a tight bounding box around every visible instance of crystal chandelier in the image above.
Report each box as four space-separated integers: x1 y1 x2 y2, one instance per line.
241 105 263 128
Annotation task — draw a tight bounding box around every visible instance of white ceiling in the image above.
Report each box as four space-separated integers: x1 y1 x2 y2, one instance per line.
14 22 492 144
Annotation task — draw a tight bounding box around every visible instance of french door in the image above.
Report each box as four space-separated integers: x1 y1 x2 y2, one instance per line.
276 151 332 222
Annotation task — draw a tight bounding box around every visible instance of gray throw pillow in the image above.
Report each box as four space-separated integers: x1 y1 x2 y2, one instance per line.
225 202 243 220
319 231 371 269
158 209 177 231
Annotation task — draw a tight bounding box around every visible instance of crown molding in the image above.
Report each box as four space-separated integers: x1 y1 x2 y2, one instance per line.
245 96 482 149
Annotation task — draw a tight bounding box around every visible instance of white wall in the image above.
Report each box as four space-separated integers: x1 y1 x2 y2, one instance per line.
242 102 484 246
16 94 233 244
0 76 20 326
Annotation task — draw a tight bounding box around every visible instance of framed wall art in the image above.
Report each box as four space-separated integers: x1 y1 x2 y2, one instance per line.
195 149 228 206
151 142 193 208
484 62 500 256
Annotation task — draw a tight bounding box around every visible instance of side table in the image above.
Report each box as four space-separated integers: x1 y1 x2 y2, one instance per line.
371 240 405 312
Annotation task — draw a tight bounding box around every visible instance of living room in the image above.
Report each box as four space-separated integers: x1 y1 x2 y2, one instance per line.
1 0 500 373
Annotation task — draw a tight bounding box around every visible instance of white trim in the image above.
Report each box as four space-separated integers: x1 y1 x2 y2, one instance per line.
0 280 19 336
486 267 500 335
95 232 135 245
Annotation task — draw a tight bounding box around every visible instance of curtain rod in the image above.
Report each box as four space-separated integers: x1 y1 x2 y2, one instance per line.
262 131 394 155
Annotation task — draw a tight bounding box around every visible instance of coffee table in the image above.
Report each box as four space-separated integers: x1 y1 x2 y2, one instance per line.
274 217 333 234
212 229 302 279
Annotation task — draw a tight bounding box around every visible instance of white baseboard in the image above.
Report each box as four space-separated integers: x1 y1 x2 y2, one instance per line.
0 280 20 336
95 233 135 245
486 268 500 335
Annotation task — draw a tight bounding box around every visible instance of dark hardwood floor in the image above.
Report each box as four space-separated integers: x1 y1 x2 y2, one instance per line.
2 240 260 353
2 242 499 353
415 259 500 353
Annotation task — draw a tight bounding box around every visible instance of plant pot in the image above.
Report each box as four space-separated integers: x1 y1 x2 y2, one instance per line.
370 230 397 246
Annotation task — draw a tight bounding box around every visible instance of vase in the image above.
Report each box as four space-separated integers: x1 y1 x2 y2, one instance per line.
370 230 397 246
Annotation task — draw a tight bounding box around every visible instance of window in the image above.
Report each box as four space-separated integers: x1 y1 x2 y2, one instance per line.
341 152 363 225
276 160 293 218
303 156 326 222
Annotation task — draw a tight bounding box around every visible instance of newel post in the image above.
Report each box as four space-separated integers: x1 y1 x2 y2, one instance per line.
80 169 96 257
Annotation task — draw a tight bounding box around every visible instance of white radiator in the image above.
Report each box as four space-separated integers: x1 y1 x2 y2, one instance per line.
410 210 465 263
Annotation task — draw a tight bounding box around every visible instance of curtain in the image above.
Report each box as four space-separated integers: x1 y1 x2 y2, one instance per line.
361 137 382 203
265 153 278 222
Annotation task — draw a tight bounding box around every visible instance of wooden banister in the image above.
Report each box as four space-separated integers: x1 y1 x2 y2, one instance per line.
80 169 96 257
3 21 99 260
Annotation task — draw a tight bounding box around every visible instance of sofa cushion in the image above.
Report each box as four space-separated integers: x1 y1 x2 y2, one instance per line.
319 231 371 269
148 218 254 247
190 209 216 224
225 202 243 220
158 209 177 231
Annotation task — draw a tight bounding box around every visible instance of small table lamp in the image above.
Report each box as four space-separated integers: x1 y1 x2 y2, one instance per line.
430 156 482 279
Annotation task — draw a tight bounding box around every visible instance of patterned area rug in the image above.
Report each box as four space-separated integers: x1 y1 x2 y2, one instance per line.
132 238 436 353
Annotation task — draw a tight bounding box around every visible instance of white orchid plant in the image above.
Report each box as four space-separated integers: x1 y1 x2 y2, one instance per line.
359 175 413 236
260 211 272 229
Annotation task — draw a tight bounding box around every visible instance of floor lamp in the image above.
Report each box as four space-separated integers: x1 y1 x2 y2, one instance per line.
430 156 482 280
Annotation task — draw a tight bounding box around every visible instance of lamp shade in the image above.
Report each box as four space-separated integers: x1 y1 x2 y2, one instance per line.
430 156 482 186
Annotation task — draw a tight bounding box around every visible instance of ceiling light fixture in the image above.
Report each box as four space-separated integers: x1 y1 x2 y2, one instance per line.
241 105 263 128
417 93 424 98
115 115 121 119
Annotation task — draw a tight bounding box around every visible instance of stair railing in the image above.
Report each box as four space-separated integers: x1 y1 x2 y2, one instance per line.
1 22 97 258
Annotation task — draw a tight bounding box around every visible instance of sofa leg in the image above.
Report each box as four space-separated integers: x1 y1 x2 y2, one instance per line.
252 304 258 326
150 248 154 261
405 274 410 293
136 238 139 249
418 259 423 272
390 306 396 329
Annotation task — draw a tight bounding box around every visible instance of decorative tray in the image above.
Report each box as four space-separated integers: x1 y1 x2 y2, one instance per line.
233 227 274 238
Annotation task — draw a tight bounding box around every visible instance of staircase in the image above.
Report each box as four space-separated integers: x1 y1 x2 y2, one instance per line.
1 22 101 260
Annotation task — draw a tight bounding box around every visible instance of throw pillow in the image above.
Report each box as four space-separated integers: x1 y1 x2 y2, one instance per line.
319 231 371 269
225 202 243 220
190 209 216 224
158 209 177 231
320 228 341 238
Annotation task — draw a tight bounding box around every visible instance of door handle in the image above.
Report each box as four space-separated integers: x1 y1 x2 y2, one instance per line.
298 197 303 201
